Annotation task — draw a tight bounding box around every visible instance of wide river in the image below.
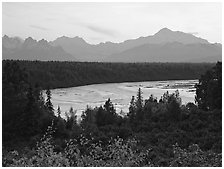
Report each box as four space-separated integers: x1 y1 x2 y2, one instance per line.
48 79 198 118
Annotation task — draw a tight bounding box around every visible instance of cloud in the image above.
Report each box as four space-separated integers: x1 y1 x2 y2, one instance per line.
85 25 118 37
30 25 49 31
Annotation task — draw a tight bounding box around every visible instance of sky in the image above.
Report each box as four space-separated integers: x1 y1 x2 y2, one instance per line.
2 2 222 44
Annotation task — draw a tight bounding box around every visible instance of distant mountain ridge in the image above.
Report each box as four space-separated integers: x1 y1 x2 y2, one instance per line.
2 35 23 49
105 42 221 62
2 28 222 62
3 36 76 61
152 28 209 44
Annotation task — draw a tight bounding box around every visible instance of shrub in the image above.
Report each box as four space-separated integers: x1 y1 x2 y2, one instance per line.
170 143 222 167
4 126 152 167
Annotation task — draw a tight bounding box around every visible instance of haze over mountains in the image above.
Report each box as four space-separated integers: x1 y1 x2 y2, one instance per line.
2 35 75 61
2 28 222 62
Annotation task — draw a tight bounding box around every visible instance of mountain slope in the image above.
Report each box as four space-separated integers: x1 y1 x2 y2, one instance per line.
151 28 209 44
105 42 222 63
50 28 216 62
50 36 102 61
2 35 24 49
108 27 209 52
2 36 76 61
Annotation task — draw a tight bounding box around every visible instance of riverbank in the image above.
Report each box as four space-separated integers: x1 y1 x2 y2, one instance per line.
47 79 198 117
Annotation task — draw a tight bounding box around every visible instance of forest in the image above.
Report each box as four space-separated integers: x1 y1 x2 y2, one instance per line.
2 60 222 167
2 60 214 89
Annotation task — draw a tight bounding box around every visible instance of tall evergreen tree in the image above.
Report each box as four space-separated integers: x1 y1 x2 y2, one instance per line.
19 86 40 137
128 96 136 123
135 88 144 122
45 88 54 111
104 98 115 113
136 88 143 110
57 106 61 118
66 107 77 130
81 106 97 128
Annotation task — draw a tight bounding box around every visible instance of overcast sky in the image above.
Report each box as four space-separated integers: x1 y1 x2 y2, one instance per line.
2 2 222 44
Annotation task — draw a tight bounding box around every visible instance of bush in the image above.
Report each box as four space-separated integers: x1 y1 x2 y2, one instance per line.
4 126 152 167
170 143 222 167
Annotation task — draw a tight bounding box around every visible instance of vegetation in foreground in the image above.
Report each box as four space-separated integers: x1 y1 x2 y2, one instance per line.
2 61 222 167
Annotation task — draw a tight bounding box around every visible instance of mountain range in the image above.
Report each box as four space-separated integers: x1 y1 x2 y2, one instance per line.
2 28 222 62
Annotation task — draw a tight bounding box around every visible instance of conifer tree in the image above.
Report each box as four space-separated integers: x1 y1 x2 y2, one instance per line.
103 98 117 124
66 107 77 130
136 88 143 110
57 106 61 118
19 86 40 137
104 98 116 115
45 88 54 111
135 88 144 122
128 96 136 121
128 89 144 128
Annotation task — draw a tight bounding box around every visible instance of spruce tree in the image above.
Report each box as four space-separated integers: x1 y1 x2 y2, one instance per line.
66 107 77 130
136 88 143 110
45 88 54 111
19 86 40 137
135 88 144 123
128 96 136 121
103 98 117 124
104 98 116 115
57 106 61 118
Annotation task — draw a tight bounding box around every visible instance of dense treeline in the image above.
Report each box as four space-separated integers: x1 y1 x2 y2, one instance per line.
3 60 214 89
195 62 222 110
2 61 221 166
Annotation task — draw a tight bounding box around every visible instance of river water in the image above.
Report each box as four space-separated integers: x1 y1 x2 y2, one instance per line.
48 79 198 118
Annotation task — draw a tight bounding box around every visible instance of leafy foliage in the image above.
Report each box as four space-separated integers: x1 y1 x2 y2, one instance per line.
170 143 221 167
3 126 152 167
3 127 221 167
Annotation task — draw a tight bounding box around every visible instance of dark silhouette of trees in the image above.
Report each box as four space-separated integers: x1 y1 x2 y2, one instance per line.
66 107 77 130
57 106 61 118
127 88 145 130
2 61 56 144
163 90 182 121
128 96 136 126
3 60 214 90
18 86 41 138
45 88 54 112
2 61 29 141
195 62 222 110
104 98 115 115
144 94 157 120
104 98 117 123
78 87 221 160
136 88 143 110
135 88 144 124
81 107 97 128
2 60 221 167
